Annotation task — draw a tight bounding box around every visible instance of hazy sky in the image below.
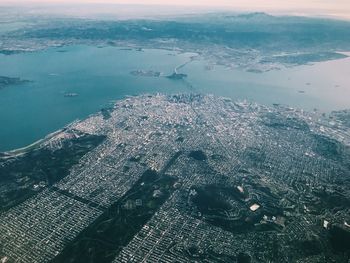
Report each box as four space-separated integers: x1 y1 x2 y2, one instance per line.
3 0 349 7
2 0 350 19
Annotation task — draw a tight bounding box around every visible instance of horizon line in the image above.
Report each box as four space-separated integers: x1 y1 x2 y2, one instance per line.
1 1 349 21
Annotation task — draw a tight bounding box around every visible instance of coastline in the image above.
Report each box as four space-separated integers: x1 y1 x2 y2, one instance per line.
1 129 64 157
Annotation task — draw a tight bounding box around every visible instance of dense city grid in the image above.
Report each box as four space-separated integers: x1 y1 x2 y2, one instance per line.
0 94 350 263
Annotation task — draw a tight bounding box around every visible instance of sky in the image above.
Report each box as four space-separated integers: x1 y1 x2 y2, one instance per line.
3 0 349 8
1 0 350 20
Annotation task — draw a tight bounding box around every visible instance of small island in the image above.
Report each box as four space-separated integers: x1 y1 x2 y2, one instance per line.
64 92 79 97
166 72 188 80
130 70 161 77
0 76 30 90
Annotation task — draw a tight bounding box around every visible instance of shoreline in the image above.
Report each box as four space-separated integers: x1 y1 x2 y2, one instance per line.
1 129 64 157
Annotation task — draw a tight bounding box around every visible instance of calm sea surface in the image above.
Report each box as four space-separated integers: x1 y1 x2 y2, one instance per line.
0 45 349 151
